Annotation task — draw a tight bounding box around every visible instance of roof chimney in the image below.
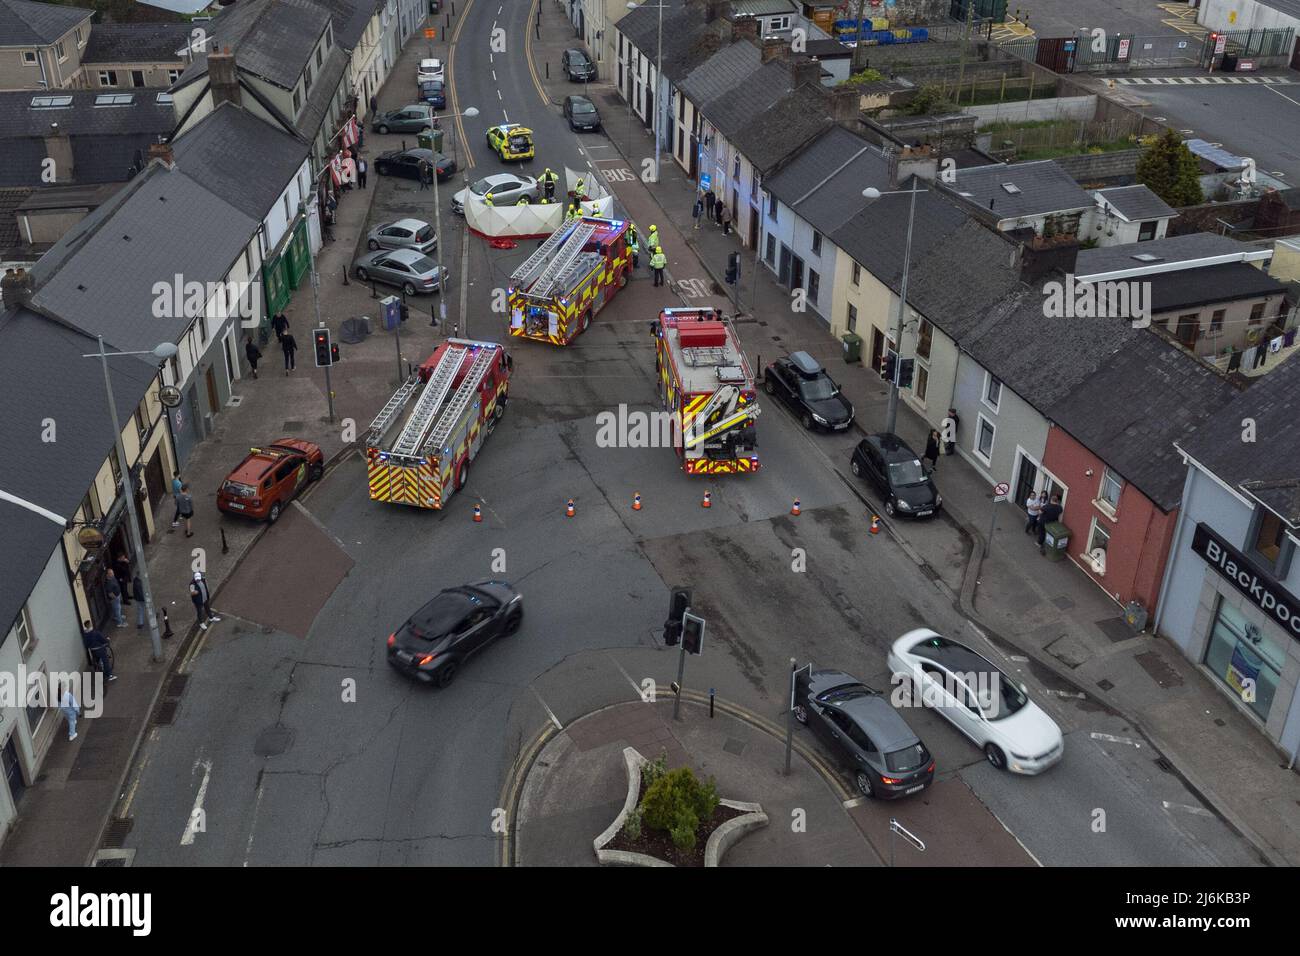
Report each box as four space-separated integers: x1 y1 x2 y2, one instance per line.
791 57 822 88
892 144 938 186
731 15 761 45
1 268 35 312
706 0 728 21
830 83 860 124
148 141 175 169
760 35 788 62
208 46 241 109
42 122 74 184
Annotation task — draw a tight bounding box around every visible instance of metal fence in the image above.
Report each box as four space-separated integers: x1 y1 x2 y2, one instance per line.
1220 27 1295 58
997 27 1294 74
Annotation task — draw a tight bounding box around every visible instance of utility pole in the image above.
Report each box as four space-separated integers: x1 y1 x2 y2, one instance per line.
956 1 976 103
302 204 334 424
885 182 918 435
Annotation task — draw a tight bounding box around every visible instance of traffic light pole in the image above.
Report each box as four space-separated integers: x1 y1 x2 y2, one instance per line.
672 639 686 721
302 200 334 424
319 321 335 424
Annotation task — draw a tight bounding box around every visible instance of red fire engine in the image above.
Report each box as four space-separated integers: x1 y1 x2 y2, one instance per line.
365 338 510 509
652 308 761 475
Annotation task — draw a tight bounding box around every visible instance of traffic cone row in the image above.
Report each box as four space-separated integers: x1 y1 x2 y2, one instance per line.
791 498 801 516
566 498 576 517
632 492 642 511
869 514 881 534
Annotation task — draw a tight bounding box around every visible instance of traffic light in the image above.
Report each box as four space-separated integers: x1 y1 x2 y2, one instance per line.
681 612 705 655
330 342 341 365
880 353 896 383
663 586 691 646
725 252 739 286
313 328 332 367
400 300 409 323
897 358 914 389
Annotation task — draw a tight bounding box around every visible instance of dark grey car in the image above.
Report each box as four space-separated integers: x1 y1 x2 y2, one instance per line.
563 94 601 131
386 581 523 688
562 48 596 81
352 247 449 295
794 669 935 798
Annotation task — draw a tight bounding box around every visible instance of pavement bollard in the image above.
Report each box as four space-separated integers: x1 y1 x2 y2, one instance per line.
221 527 229 555
342 268 349 286
162 608 174 639
370 280 378 299
709 688 715 718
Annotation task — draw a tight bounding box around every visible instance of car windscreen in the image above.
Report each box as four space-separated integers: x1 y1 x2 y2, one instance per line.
981 674 1030 721
885 742 930 774
407 254 436 272
470 178 494 195
887 459 926 487
573 102 596 113
799 377 835 402
815 683 873 704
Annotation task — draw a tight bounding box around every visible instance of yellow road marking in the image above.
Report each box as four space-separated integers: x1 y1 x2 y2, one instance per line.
524 0 549 108
448 0 477 171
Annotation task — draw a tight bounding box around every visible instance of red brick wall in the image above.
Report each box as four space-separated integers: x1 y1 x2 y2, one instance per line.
1042 425 1178 617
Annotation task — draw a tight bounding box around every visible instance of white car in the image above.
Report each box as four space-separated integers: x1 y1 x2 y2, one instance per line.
887 629 1064 775
417 58 444 83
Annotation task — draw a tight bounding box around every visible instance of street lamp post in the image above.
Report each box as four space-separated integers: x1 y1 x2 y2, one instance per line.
82 337 179 663
628 1 665 182
430 106 478 335
298 200 334 423
862 181 923 436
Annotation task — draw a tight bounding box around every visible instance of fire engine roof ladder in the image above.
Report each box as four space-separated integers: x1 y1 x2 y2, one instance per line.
366 375 421 446
423 346 496 456
390 344 466 458
528 220 600 300
511 219 585 288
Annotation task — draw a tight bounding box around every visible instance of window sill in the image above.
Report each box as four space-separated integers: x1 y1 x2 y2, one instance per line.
1088 558 1106 576
1093 499 1119 522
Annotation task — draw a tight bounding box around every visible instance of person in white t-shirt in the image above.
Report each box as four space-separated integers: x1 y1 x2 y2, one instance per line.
1025 491 1044 535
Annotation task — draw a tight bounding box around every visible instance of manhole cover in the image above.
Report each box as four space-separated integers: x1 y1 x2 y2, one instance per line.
281 420 306 432
102 817 133 848
153 700 178 726
1096 678 1115 692
1095 616 1134 644
1134 650 1183 688
254 725 294 757
722 738 746 756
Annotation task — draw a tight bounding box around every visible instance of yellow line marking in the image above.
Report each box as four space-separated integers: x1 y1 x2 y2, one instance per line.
448 0 477 171
524 0 549 108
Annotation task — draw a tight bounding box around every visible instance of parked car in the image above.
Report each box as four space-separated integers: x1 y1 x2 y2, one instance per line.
416 57 444 83
561 48 596 81
353 248 449 296
850 433 941 518
374 147 455 181
888 629 1064 774
386 581 523 687
563 94 601 131
451 172 539 214
794 668 935 798
366 218 436 254
764 351 854 431
417 78 446 109
216 439 324 523
371 104 434 135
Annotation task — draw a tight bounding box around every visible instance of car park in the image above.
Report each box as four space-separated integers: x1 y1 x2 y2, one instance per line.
417 79 446 109
764 351 854 431
374 147 455 181
366 218 436 254
561 48 596 81
563 94 602 132
216 439 324 523
386 581 523 687
451 173 539 214
371 104 434 135
888 629 1064 774
416 58 444 83
850 433 941 518
353 248 449 296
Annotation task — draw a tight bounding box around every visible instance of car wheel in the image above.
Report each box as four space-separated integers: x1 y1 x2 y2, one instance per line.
518 196 531 205
885 499 896 517
367 239 380 250
309 462 324 482
435 660 458 688
855 771 876 798
356 267 370 282
763 376 775 395
793 704 808 725
456 461 469 490
580 310 592 332
503 608 523 635
851 458 861 477
268 501 282 523
403 282 417 296
377 124 389 134
800 412 814 430
492 398 507 421
984 743 1006 770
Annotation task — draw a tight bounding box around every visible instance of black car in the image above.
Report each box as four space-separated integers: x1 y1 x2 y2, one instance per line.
386 581 523 687
850 433 942 519
764 351 854 431
562 48 596 81
563 94 601 132
794 669 935 799
375 147 456 182
418 79 446 109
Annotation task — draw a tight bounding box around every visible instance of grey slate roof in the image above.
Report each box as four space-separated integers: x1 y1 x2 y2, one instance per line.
729 0 796 14
1075 232 1267 279
952 160 1094 221
730 83 832 176
1179 353 1300 524
171 102 307 221
764 126 888 236
0 307 157 641
30 164 259 353
0 0 91 46
616 0 690 63
81 22 192 64
1095 184 1177 223
1048 333 1240 511
313 0 380 50
698 58 794 140
677 35 763 108
186 0 331 90
1145 262 1285 313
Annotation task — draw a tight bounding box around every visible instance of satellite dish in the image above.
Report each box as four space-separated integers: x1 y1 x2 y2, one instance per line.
77 526 105 551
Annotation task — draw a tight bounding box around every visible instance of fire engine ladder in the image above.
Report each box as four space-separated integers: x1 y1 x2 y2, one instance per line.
528 220 600 299
366 375 420 445
423 347 496 455
510 220 585 288
389 344 466 457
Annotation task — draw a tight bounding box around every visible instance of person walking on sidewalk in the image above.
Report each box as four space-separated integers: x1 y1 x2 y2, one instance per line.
357 156 368 189
245 337 262 379
170 470 183 531
190 572 220 630
104 573 125 628
60 682 79 741
1037 494 1063 555
177 483 195 537
282 331 297 373
82 622 115 681
692 195 703 230
944 407 960 456
272 313 288 343
720 202 733 236
924 430 941 472
132 573 146 629
650 246 667 287
1024 491 1043 535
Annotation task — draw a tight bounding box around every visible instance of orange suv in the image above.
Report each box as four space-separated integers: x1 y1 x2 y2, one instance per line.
216 439 325 523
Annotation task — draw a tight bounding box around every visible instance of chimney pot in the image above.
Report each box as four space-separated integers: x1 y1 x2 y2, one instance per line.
1 267 36 312
760 35 787 62
149 142 175 168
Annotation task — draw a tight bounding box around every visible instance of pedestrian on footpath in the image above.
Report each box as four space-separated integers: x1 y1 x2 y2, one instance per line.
924 429 941 472
720 203 732 236
272 313 288 342
357 156 368 189
369 94 378 114
704 189 716 220
646 224 659 253
82 622 115 681
1024 491 1043 534
170 470 183 531
944 407 960 456
282 331 298 373
104 573 125 627
1037 494 1063 555
419 161 432 190
692 195 703 230
245 337 262 379
190 571 220 631
177 483 195 537
113 554 132 605
650 246 667 287
132 573 147 629
60 682 79 741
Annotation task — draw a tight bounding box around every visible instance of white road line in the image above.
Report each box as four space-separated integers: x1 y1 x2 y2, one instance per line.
842 796 868 809
502 109 509 122
497 89 503 101
531 687 563 730
498 4 502 12
492 70 497 81
1263 83 1300 109
1162 800 1213 818
1008 655 1029 662
606 653 646 699
242 778 266 866
181 758 212 846
1090 732 1141 747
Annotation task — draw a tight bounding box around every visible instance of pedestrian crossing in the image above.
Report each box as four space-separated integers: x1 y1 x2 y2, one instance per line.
1114 75 1296 85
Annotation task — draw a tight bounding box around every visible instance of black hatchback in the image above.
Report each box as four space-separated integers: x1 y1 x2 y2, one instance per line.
795 669 935 799
764 351 854 431
851 433 942 518
562 48 596 81
375 147 456 182
386 581 523 688
563 94 601 131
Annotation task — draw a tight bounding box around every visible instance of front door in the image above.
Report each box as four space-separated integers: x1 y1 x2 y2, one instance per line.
1014 455 1039 512
778 244 791 285
791 255 805 292
748 206 758 249
870 327 884 374
2 733 24 809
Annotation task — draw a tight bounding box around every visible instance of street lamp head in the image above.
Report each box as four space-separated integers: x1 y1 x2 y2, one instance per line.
151 342 179 360
463 107 479 118
862 187 882 201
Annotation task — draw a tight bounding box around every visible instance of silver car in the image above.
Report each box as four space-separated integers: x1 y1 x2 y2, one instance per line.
450 173 540 215
353 247 449 296
366 218 437 254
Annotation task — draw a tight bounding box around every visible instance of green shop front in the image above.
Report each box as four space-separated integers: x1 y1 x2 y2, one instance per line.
262 215 311 322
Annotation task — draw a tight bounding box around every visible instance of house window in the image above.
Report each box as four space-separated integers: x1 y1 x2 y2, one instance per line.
807 269 819 305
1087 519 1111 573
846 303 858 333
99 71 118 87
811 231 822 256
767 191 777 221
13 605 36 657
168 69 181 84
131 70 146 88
851 262 861 286
1175 313 1199 347
916 319 932 360
27 664 49 735
304 64 313 92
765 233 776 266
975 415 995 463
326 23 333 49
915 364 929 402
292 88 302 114
1248 302 1265 325
1098 467 1123 513
983 374 1002 411
23 50 37 64
56 41 66 62
80 487 101 522
316 46 323 69
1138 220 1158 241
134 394 151 435
750 175 757 201
1247 507 1294 576
768 14 792 30
1210 309 1225 335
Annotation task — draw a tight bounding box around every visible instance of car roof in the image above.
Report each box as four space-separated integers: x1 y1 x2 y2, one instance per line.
227 440 313 481
386 248 427 264
385 218 428 231
870 433 919 462
420 58 441 66
837 696 921 753
806 668 863 696
419 78 444 87
567 94 594 105
566 48 590 58
789 351 823 376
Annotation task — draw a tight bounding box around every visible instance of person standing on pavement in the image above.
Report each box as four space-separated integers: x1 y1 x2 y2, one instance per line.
1037 494 1064 555
282 331 297 374
646 224 659 254
104 573 125 628
170 470 183 530
113 554 132 605
650 246 667 287
704 189 716 220
177 483 195 537
419 161 432 190
272 313 289 342
132 573 147 629
540 167 558 201
357 156 368 189
60 682 80 741
692 195 703 231
245 337 262 379
923 429 941 472
944 407 960 456
720 202 733 236
82 621 115 681
190 572 220 631
1024 491 1043 534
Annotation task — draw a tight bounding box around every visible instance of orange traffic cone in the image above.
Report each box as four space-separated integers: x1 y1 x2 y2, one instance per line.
791 498 801 516
473 504 482 523
701 490 712 509
633 492 642 511
566 498 576 517
869 514 880 534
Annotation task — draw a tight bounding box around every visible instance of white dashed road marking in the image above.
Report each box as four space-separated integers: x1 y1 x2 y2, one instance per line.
181 758 212 846
1163 800 1214 817
1091 732 1141 747
531 687 563 731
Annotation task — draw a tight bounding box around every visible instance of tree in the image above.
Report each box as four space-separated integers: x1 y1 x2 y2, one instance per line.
1136 129 1203 208
640 767 720 851
903 85 958 116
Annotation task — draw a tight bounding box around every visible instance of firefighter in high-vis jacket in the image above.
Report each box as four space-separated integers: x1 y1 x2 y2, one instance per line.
539 167 559 201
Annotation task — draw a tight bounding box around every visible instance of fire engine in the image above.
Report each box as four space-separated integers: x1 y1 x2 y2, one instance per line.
652 307 761 475
508 215 631 345
365 338 510 509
